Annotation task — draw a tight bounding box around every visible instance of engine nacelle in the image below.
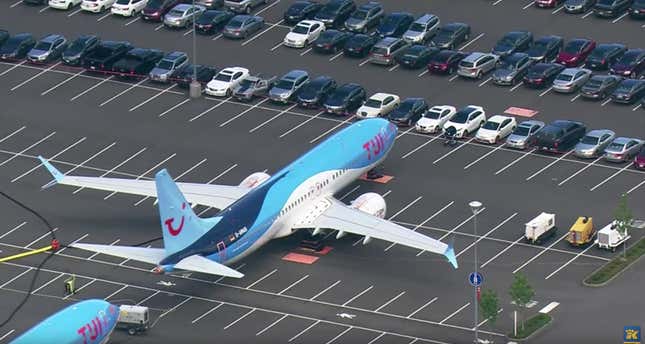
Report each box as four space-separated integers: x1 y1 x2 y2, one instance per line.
239 172 270 188
350 193 386 218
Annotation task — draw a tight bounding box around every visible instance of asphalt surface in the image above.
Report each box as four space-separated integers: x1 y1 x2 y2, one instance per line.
0 0 644 344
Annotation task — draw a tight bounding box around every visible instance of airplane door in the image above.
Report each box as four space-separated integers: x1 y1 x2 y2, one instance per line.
216 241 226 260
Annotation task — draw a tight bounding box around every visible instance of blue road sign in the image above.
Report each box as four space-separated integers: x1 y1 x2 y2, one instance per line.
469 272 483 287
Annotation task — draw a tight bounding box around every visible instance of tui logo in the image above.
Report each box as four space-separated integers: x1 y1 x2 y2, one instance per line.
164 203 186 237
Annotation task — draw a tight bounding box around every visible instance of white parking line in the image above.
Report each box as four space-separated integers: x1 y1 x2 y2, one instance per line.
256 314 289 336
395 127 415 139
243 19 285 46
326 327 353 344
523 1 535 9
10 0 23 8
249 104 297 133
0 132 56 167
374 291 405 312
159 98 190 117
223 308 255 330
512 232 568 274
97 12 112 21
300 47 313 56
570 94 581 102
388 64 399 72
401 134 441 159
433 137 475 164
87 239 119 260
456 213 518 258
545 243 595 280
558 156 602 186
0 268 32 289
338 185 360 201
590 162 633 191
289 320 320 342
407 297 438 318
279 110 324 138
481 235 528 268
385 201 454 252
459 33 485 51
212 33 223 41
214 263 246 283
509 81 524 92
155 297 193 324
270 42 284 51
478 77 492 87
125 16 140 26
25 228 59 248
0 60 26 77
104 153 175 200
39 5 49 12
367 332 386 344
310 116 354 143
417 69 429 77
612 12 628 23
278 274 309 295
246 269 277 289
463 142 506 169
104 285 128 301
477 308 503 328
130 84 176 111
41 142 116 188
11 62 61 91
0 222 27 240
134 158 207 206
581 10 594 18
12 137 87 183
70 75 114 101
492 0 504 5
136 290 160 305
439 302 470 324
191 302 223 323
253 0 280 16
73 147 147 193
627 179 645 195
63 279 96 299
526 150 573 180
155 24 164 31
56 233 89 254
217 97 267 126
495 148 536 175
183 29 194 36
0 126 26 145
41 69 84 96
342 285 373 306
601 98 612 106
633 104 642 112
539 86 553 97
0 330 15 342
329 51 344 61
67 8 82 16
99 78 148 107
359 58 371 66
310 280 341 300
551 5 564 13
448 74 459 81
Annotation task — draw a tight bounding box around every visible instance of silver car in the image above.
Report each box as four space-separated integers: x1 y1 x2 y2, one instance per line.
268 69 309 103
492 53 533 86
369 37 410 66
604 137 644 163
149 51 189 83
552 68 592 93
402 13 440 44
163 4 206 28
27 34 67 63
344 2 383 33
574 129 615 158
222 15 264 39
225 0 267 13
457 52 499 79
505 120 545 149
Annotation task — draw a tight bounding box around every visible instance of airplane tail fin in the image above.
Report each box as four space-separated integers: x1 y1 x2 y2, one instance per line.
443 237 458 269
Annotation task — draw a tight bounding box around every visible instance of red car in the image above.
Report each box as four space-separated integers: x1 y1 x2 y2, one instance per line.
556 38 596 67
535 0 564 8
141 0 183 21
635 146 645 170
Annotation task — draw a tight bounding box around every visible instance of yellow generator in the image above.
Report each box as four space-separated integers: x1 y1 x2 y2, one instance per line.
567 216 596 246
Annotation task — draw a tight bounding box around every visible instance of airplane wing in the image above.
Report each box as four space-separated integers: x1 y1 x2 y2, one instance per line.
38 156 249 210
294 197 458 268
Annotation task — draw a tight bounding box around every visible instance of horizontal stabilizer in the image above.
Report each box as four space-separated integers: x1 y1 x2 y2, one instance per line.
175 254 244 278
71 243 166 265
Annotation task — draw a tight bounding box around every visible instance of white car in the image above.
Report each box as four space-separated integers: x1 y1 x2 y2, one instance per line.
81 0 116 12
355 92 400 118
415 105 456 134
283 20 325 49
111 0 148 16
475 114 517 144
443 105 486 139
205 67 250 97
48 0 81 10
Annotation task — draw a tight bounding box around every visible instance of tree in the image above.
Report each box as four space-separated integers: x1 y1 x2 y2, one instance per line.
509 273 534 331
479 288 500 340
614 194 633 259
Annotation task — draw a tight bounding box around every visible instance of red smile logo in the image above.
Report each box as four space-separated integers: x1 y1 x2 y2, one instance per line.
164 203 186 237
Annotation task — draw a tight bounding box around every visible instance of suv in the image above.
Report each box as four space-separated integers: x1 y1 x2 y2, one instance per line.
27 34 67 63
376 12 414 38
0 33 36 61
225 0 267 14
443 105 487 139
314 0 356 29
533 120 587 153
402 13 440 44
369 37 409 66
62 35 99 66
594 0 632 17
344 2 383 33
491 31 533 57
457 52 499 79
82 40 132 72
112 48 164 78
148 51 188 82
233 73 276 101
269 69 309 103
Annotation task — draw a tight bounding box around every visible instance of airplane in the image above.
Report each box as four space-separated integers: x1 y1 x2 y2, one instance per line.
10 299 119 344
37 118 458 279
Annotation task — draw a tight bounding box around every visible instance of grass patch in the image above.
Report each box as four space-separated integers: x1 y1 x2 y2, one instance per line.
508 313 552 340
585 237 645 286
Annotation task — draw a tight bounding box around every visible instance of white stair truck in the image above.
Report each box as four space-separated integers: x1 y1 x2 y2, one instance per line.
525 212 557 245
596 220 631 252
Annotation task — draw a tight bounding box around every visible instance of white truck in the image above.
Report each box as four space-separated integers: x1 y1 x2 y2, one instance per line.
595 220 631 252
117 305 149 335
525 212 557 245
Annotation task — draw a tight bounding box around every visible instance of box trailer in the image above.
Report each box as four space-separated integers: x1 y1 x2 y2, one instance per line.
596 220 631 251
117 305 149 335
525 212 557 244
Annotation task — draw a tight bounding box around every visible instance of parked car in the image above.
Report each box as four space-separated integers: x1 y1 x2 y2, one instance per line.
224 0 267 14
148 51 188 82
296 75 336 108
283 1 323 25
27 34 67 63
583 44 625 72
505 120 545 149
387 98 428 127
164 4 206 28
342 34 375 57
48 0 82 10
395 45 439 69
323 83 366 115
427 50 468 74
564 0 597 13
604 137 644 162
23 0 47 4
0 33 35 61
313 29 351 53
344 1 383 33
142 0 181 21
205 66 250 96
442 105 486 139
580 74 622 99
376 12 414 38
630 0 645 18
415 105 457 134
457 52 499 79
634 146 645 170
0 30 8 48
369 37 409 66
430 22 470 50
610 79 645 104
610 49 645 79
535 0 565 7
526 35 563 63
491 31 533 57
492 52 533 86
532 120 586 153
356 92 400 118
556 38 596 67
574 129 615 158
552 67 592 93
269 70 309 103
172 64 218 88
523 63 565 88
111 48 164 78
80 0 116 13
475 115 517 144
62 35 99 66
313 0 356 29
593 0 632 17
222 15 264 39
283 20 325 48
82 40 132 72
402 13 440 44
111 0 148 16
232 73 276 100
196 0 223 9
195 10 235 34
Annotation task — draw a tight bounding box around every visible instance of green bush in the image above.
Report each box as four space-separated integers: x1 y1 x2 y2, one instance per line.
508 313 552 340
585 238 645 286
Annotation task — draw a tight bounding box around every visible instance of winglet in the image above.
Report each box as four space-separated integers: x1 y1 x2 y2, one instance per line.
38 156 64 188
444 239 458 269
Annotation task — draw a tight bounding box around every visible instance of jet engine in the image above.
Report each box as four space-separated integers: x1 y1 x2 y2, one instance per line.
239 172 270 188
350 193 387 218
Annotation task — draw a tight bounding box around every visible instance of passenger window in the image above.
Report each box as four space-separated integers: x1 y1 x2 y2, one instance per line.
312 24 319 31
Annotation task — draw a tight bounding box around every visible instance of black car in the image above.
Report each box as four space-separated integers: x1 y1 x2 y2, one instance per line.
523 63 565 88
532 120 587 153
611 79 645 104
0 33 35 61
396 45 439 69
0 30 9 47
111 48 164 78
387 97 429 126
172 64 218 88
313 0 356 29
142 0 182 21
580 74 622 100
296 75 337 108
376 12 414 38
430 22 470 50
313 30 351 53
427 50 468 74
82 41 133 73
593 0 632 17
283 1 323 25
491 31 533 57
62 35 100 66
610 49 645 79
343 33 378 57
195 10 235 34
585 43 626 70
630 0 645 18
323 83 366 115
526 35 563 63
23 0 46 4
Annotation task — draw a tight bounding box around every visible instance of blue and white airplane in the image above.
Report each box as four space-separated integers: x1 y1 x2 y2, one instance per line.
38 118 457 278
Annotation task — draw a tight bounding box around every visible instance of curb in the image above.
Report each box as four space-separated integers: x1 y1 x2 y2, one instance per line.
583 238 645 287
507 314 553 342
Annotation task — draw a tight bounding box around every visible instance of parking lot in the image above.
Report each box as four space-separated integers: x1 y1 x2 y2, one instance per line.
1 0 644 343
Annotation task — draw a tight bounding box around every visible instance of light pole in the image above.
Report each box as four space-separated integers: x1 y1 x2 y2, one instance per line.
188 0 201 98
469 200 483 344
